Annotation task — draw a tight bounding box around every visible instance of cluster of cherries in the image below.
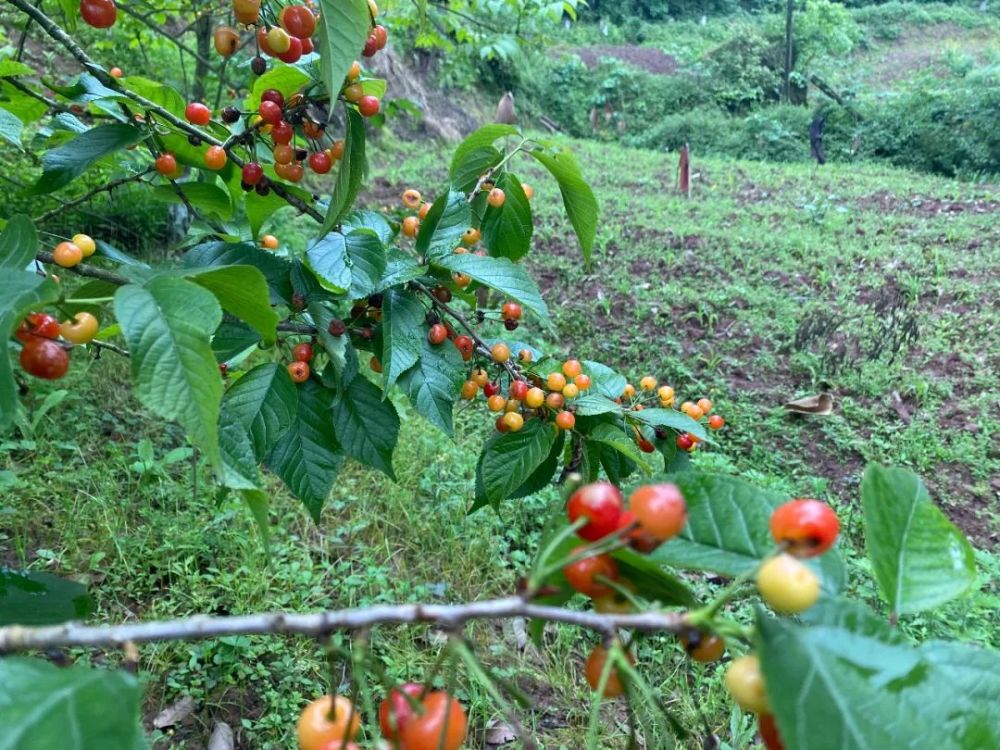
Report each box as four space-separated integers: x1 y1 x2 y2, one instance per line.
616 376 725 453
297 687 466 750
150 0 385 185
397 183 523 246
560 480 839 750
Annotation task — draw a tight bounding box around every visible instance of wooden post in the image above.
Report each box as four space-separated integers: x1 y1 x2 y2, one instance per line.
678 144 690 197
784 0 795 103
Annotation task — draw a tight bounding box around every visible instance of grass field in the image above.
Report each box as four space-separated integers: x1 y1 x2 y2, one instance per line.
3 134 998 748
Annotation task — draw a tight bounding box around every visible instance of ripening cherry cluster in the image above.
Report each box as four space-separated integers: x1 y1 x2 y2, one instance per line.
725 498 840 750
396 183 534 272
297 687 467 750
152 1 384 185
618 374 726 453
14 308 100 381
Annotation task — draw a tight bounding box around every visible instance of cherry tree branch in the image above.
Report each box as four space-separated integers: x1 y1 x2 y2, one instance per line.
34 168 154 224
34 253 131 285
0 596 685 652
7 0 324 224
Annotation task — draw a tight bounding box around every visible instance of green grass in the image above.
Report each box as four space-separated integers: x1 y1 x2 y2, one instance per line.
3 135 998 748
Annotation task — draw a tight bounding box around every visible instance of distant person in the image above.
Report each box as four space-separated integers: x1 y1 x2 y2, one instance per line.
810 115 826 165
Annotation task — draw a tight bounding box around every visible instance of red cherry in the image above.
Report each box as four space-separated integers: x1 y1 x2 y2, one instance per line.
287 361 310 383
260 89 285 107
280 5 316 38
358 95 380 117
378 683 423 740
759 714 785 750
292 343 314 362
769 499 840 558
616 510 661 554
629 483 687 542
567 481 624 542
278 36 303 63
563 547 619 598
373 24 388 49
79 0 116 28
259 100 282 125
362 34 379 57
20 338 69 379
428 324 448 345
483 381 500 398
242 162 264 186
501 301 522 320
184 102 211 125
271 121 294 145
675 433 695 451
308 151 332 174
509 380 528 401
300 36 314 54
25 313 61 339
452 335 474 361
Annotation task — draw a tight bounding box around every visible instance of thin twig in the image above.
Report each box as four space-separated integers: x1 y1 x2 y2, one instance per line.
33 253 131 285
88 339 130 357
0 596 686 651
34 169 154 224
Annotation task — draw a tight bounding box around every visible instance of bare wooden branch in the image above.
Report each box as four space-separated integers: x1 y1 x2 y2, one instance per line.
0 596 685 652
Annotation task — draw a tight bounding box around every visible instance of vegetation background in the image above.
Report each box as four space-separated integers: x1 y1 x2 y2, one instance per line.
1 0 997 746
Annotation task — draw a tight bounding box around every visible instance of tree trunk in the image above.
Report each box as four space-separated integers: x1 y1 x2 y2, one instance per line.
784 0 795 103
192 3 212 103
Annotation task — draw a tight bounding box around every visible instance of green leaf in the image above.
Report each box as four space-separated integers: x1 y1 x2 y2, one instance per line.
151 182 233 219
183 240 293 305
222 363 298 461
96 239 149 267
26 124 145 195
449 123 518 192
119 76 186 118
333 375 399 479
481 173 532 261
0 274 60 431
508 429 566 500
0 658 144 750
308 302 357 385
480 419 558 506
0 61 36 77
381 288 425 393
398 336 465 435
416 190 472 259
612 549 696 607
581 360 626 400
186 265 279 343
305 231 351 294
0 570 95 626
318 105 366 235
113 278 223 473
0 107 23 148
861 464 976 616
346 229 386 300
266 379 343 521
631 407 709 442
213 320 260 362
343 210 394 245
586 423 653 475
651 472 846 592
432 253 548 318
758 610 1000 750
375 248 426 292
315 0 370 115
529 147 598 263
218 405 261 490
573 394 623 417
1 80 47 125
241 488 272 555
0 215 37 270
244 64 312 111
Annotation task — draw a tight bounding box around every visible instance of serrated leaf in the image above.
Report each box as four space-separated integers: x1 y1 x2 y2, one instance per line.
218 405 260 490
114 278 223 472
374 248 425 291
481 173 532 261
861 465 975 616
508 429 566 500
573 394 623 417
266 379 343 521
529 147 598 263
416 190 472 259
26 124 145 195
333 375 399 479
213 320 260 362
343 210 394 245
244 64 312 111
319 107 366 235
119 76 186 118
151 182 232 219
381 288 425 393
222 363 298 461
651 472 846 592
241 488 272 556
308 302 357 386
631 407 709 442
96 239 149 267
186 265 279 343
345 229 386 299
0 108 23 148
184 240 292 305
315 0 370 119
398 336 464 435
0 215 37 270
449 124 519 191
432 253 548 318
480 419 557 506
305 231 351 294
581 360 626 400
0 658 144 750
586 423 653 475
0 570 94 626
